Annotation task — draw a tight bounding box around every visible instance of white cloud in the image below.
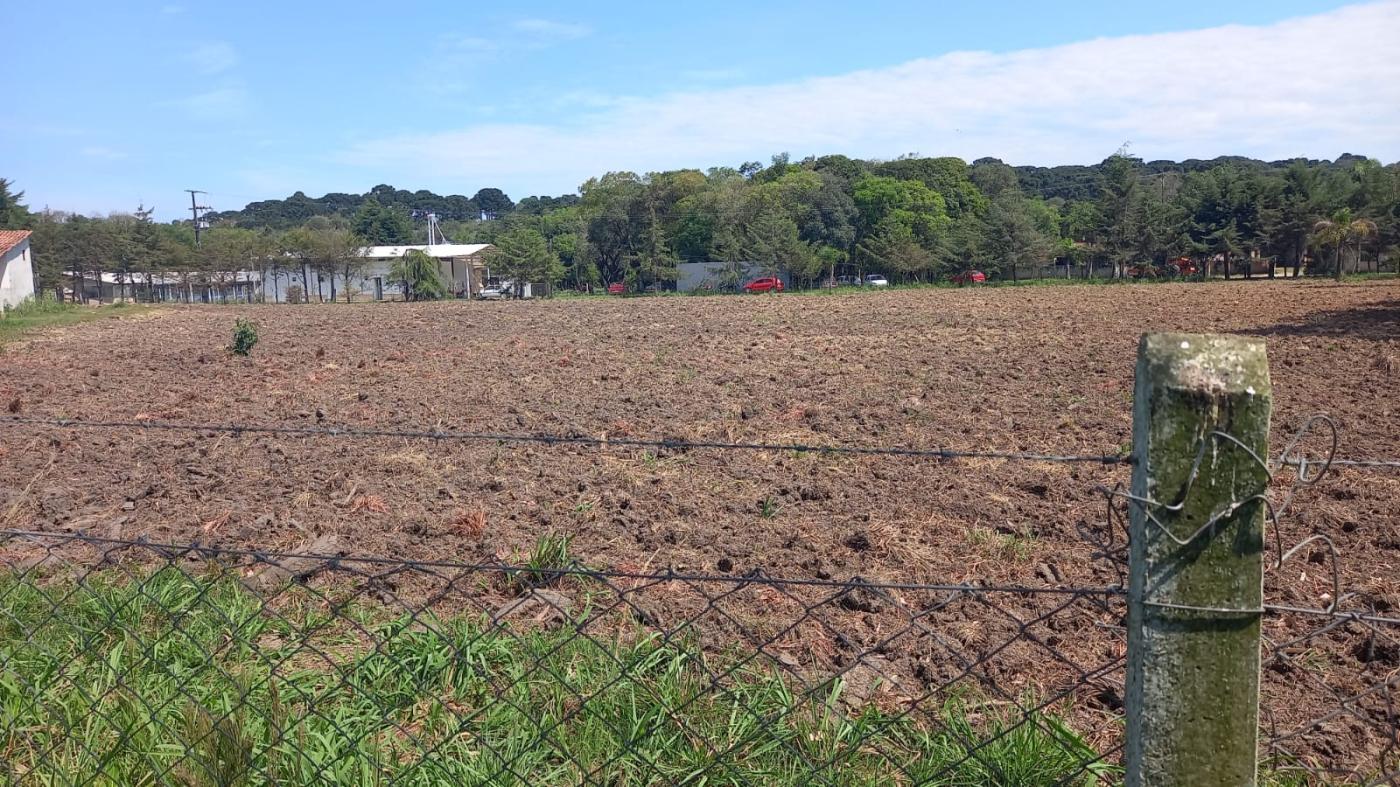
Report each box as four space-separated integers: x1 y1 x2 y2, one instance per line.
680 68 747 83
79 146 128 160
421 23 589 96
186 42 238 75
340 2 1400 194
512 18 592 41
172 84 250 120
443 35 500 54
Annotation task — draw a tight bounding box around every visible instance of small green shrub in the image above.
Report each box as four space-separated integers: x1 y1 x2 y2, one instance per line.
2 291 71 318
520 532 573 588
230 318 259 356
759 496 780 519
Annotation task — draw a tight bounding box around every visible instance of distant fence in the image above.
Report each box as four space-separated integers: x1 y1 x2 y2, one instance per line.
1 332 1398 785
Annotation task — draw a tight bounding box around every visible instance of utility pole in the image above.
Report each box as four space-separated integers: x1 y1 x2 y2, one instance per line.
185 189 210 246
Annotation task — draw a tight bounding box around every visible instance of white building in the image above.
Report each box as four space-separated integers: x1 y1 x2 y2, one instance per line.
264 243 496 303
0 230 36 309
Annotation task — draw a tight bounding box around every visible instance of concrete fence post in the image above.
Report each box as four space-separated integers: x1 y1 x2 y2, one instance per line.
1125 333 1271 786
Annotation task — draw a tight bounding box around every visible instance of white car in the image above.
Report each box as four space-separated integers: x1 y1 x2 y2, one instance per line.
864 274 890 287
477 285 508 300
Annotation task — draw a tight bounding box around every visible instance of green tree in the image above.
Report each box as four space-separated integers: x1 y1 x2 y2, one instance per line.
106 209 142 303
1312 208 1377 281
489 227 560 298
0 178 31 229
27 212 67 296
472 188 515 217
390 249 448 300
351 198 415 244
283 224 365 302
851 176 949 278
202 227 274 302
1096 154 1142 278
857 218 935 282
65 216 118 303
984 197 1052 283
871 156 987 218
633 200 678 291
742 207 815 281
579 172 650 284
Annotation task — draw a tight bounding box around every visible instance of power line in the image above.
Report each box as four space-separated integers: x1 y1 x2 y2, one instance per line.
184 189 211 246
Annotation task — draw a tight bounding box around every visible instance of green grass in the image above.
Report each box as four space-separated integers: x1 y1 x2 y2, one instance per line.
0 566 1115 786
759 496 781 519
0 295 147 348
517 532 574 588
1342 270 1400 282
966 526 1038 563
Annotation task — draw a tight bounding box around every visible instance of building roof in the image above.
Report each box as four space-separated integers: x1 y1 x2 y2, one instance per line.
362 243 491 259
0 230 32 257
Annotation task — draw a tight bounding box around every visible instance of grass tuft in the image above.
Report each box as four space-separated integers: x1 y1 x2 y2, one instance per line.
519 531 574 588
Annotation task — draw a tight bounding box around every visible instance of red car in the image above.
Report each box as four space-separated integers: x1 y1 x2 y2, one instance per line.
950 270 987 285
1167 258 1200 277
743 276 784 293
606 282 626 295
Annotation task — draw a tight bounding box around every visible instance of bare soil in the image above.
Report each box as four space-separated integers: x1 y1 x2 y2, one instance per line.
1 279 1397 773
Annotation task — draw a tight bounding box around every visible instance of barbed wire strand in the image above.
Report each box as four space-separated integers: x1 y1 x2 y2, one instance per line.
1 415 1133 464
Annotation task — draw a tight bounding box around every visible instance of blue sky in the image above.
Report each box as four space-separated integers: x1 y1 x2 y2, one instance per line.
3 1 1397 220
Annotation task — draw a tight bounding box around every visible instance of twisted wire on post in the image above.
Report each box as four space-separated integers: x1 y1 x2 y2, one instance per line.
1092 414 1400 783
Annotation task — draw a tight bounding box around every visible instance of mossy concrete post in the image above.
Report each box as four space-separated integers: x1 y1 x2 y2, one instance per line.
1125 333 1270 787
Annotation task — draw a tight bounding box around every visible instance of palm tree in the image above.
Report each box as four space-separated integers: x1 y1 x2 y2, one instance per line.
1313 208 1378 281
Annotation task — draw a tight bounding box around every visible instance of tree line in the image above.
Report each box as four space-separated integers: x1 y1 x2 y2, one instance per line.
2 150 1396 303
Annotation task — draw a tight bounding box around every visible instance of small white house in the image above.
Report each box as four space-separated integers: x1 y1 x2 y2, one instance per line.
0 230 36 310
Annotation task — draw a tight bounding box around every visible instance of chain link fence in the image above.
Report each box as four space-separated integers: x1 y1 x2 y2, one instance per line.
0 529 1124 786
1 395 1398 784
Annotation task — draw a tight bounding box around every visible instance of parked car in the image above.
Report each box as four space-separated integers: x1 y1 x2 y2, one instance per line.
606 282 626 295
743 276 784 293
477 285 508 300
950 270 987 285
835 275 862 287
863 274 890 287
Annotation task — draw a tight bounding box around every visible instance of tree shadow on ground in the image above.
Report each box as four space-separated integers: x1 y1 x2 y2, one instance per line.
1250 299 1400 342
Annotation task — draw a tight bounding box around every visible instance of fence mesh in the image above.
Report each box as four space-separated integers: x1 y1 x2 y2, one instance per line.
1261 603 1400 785
0 530 1124 786
0 413 1397 784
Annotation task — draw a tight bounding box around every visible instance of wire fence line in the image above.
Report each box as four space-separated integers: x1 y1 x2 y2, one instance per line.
9 414 1400 470
2 414 1135 465
0 406 1397 784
